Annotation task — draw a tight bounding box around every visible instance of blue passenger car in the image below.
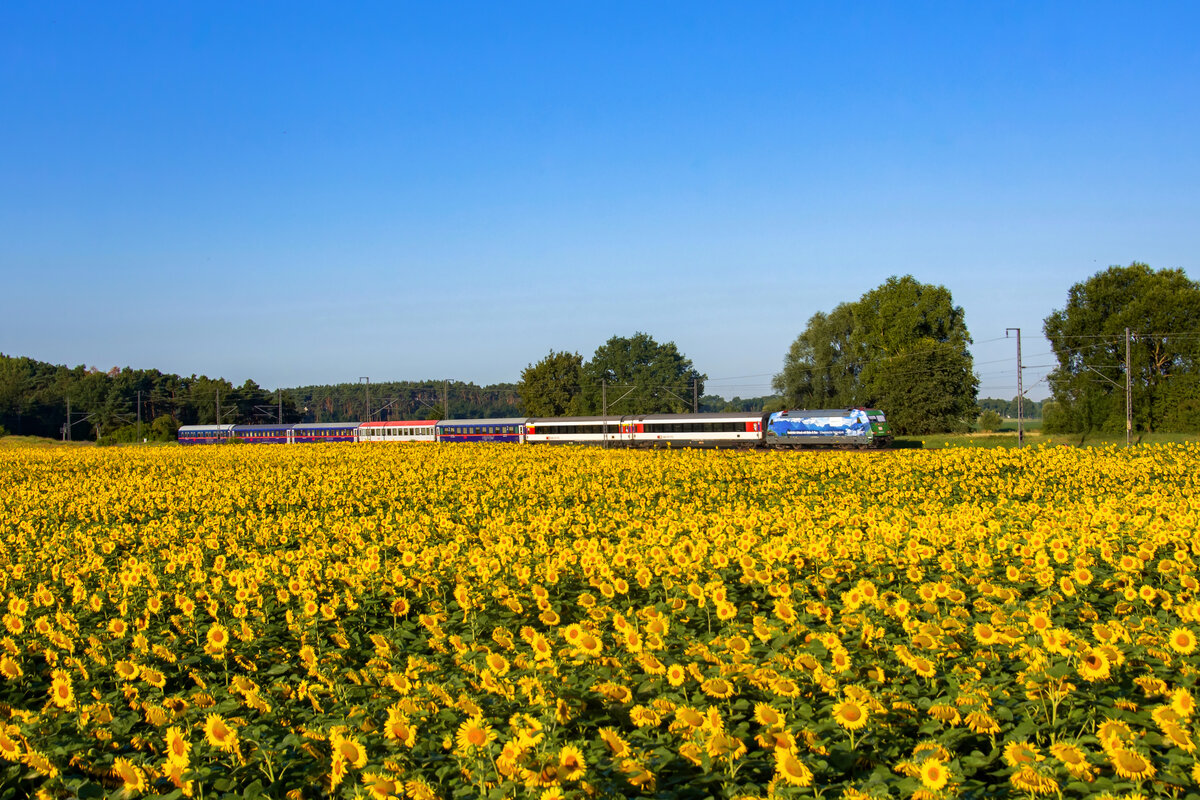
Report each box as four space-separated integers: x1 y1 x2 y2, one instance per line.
436 418 526 444
289 423 359 443
233 424 290 444
178 424 236 445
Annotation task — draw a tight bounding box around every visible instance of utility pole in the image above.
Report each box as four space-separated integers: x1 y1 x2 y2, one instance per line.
692 379 698 414
66 396 71 442
137 390 142 444
360 377 371 421
602 379 608 448
277 389 282 424
443 381 449 418
1006 328 1024 447
1126 327 1133 447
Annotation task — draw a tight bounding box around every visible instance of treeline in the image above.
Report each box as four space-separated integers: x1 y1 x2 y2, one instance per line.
978 397 1044 420
289 381 522 423
0 356 524 442
5 263 1196 442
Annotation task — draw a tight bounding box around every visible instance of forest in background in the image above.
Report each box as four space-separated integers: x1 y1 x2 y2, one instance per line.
0 354 779 443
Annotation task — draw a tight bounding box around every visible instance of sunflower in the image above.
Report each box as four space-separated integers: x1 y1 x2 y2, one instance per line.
1009 766 1059 796
1049 741 1094 781
911 657 937 678
576 632 603 657
485 653 510 675
165 726 190 765
1077 648 1111 682
598 727 630 758
964 710 1001 735
530 632 553 661
49 669 73 708
972 623 999 646
454 716 496 753
773 748 813 786
918 758 949 791
557 745 586 781
362 771 400 800
702 677 736 699
832 699 869 731
204 713 238 752
629 705 661 727
333 734 368 769
203 623 230 654
114 660 139 681
771 677 801 698
1168 627 1197 655
141 667 166 689
1003 741 1043 768
1159 721 1195 753
666 664 687 687
384 712 417 747
1171 688 1195 719
112 757 147 795
754 703 785 728
1096 719 1132 753
675 706 705 729
0 655 20 680
0 732 22 761
1108 748 1155 780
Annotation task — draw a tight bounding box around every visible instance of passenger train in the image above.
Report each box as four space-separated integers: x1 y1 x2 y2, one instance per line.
178 408 891 449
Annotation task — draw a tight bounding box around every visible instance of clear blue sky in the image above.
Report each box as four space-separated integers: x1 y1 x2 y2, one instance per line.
3 3 1198 401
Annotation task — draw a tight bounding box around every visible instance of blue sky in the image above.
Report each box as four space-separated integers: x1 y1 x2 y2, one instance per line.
3 3 1197 401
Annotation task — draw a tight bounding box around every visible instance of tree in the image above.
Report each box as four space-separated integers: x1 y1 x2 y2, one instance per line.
773 276 978 434
977 410 1003 432
1043 262 1200 433
579 333 705 415
773 304 858 409
519 351 585 417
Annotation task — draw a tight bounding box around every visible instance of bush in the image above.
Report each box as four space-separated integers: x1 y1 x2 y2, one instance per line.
976 410 1003 432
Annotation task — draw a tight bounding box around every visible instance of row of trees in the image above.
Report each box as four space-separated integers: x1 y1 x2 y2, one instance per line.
4 263 1195 441
978 397 1044 420
0 359 308 442
518 333 706 417
1043 262 1200 434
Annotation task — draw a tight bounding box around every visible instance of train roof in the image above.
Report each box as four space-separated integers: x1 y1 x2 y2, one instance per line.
436 417 527 426
773 408 872 417
178 424 237 432
358 420 439 427
527 416 621 424
623 412 766 421
291 422 360 430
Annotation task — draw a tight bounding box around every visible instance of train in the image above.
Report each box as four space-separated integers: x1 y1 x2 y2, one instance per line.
178 408 892 449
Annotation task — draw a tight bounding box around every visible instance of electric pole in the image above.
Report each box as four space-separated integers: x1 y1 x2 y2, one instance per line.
602 379 608 447
1126 327 1132 447
1006 328 1024 447
360 377 370 421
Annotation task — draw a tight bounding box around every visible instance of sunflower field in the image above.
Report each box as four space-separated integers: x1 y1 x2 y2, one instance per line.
1 442 1199 799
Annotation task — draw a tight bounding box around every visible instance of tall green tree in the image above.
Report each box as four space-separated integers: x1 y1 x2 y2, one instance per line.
579 333 705 415
774 276 978 434
773 303 858 409
1043 262 1200 433
518 351 585 416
